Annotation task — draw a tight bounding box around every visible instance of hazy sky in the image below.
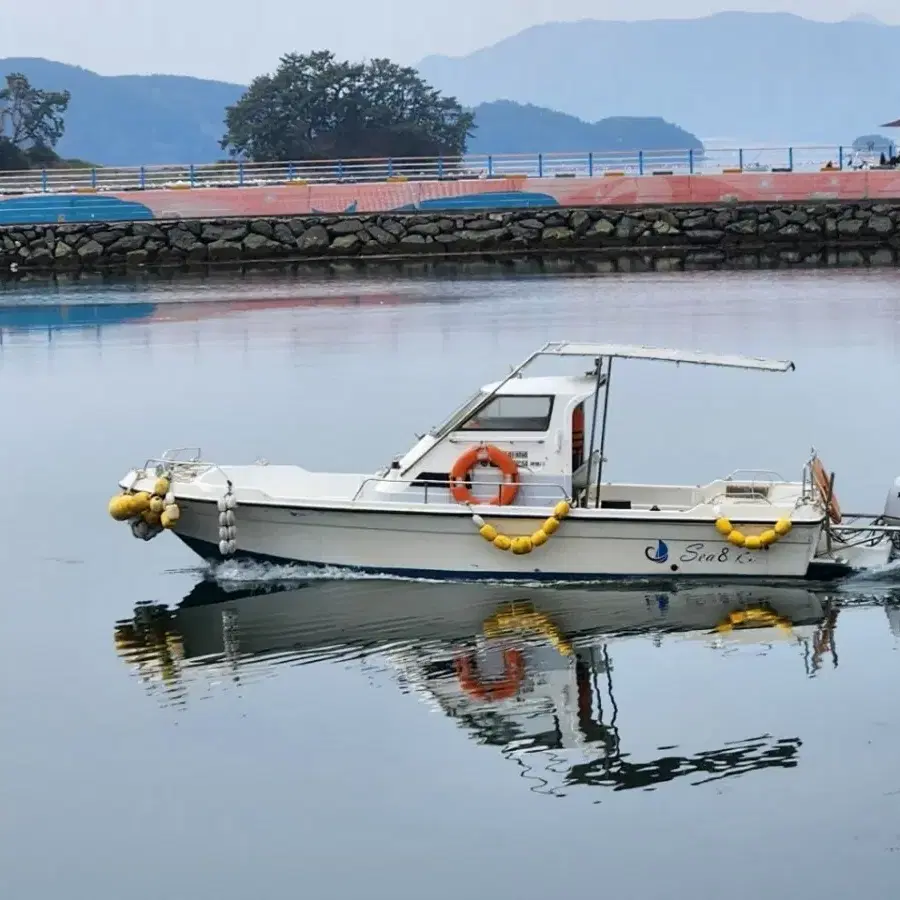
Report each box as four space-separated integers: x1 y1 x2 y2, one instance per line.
1 1 897 83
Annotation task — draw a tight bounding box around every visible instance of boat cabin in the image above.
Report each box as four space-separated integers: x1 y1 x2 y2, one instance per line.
378 373 598 506
368 341 797 510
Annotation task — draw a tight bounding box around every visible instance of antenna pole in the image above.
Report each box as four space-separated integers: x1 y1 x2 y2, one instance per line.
584 356 606 508
594 358 613 508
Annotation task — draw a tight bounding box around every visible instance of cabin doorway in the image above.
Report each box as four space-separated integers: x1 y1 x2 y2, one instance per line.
572 401 585 474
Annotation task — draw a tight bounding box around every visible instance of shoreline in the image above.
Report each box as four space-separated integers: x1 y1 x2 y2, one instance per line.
3 201 900 279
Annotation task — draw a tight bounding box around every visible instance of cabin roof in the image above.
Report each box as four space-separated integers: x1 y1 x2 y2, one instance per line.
538 342 795 373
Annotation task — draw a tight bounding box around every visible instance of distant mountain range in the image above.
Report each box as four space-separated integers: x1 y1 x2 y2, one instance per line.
4 12 899 167
0 58 702 166
0 58 243 165
844 13 885 25
417 11 900 143
467 101 700 155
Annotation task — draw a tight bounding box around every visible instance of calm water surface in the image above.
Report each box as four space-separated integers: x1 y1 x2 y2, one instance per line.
2 268 900 898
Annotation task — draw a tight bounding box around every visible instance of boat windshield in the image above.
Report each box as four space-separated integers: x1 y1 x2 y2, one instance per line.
429 390 487 439
430 393 555 436
459 395 554 431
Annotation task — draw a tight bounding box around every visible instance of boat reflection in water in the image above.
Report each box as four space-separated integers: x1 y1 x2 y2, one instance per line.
114 576 849 794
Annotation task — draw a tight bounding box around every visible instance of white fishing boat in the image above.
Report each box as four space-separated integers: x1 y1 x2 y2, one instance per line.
108 341 900 582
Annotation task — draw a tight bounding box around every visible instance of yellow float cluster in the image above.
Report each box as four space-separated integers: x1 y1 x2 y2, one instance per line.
714 607 793 634
108 476 181 530
114 610 185 684
473 500 571 555
714 515 791 550
483 601 574 656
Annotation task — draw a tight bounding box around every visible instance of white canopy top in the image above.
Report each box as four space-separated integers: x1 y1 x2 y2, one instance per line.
538 341 796 373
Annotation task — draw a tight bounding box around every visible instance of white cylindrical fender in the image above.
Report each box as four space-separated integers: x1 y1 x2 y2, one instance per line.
884 476 900 522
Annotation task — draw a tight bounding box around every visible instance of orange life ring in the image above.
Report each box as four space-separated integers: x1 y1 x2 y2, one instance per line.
449 443 520 506
454 649 525 702
811 457 842 524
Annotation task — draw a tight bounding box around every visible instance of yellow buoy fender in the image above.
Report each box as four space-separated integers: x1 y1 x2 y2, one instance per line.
714 515 793 551
542 516 561 535
160 504 181 529
511 536 533 555
131 492 152 514
108 494 134 521
479 524 498 542
471 500 572 554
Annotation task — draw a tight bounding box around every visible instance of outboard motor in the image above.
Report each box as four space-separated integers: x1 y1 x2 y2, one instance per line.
884 476 900 556
884 476 900 523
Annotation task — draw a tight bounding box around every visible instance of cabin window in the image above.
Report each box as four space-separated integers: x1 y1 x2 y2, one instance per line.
459 395 554 432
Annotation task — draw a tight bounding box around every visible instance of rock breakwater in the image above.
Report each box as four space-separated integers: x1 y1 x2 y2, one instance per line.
4 202 900 276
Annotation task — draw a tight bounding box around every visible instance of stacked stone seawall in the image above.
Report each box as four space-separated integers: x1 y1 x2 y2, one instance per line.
3 201 900 278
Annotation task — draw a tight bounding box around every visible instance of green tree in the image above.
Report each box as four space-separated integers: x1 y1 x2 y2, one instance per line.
0 73 71 170
221 51 474 162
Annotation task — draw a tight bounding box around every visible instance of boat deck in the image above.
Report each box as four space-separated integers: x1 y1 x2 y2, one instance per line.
136 460 819 521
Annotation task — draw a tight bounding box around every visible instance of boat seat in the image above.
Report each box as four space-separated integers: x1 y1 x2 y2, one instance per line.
572 452 600 492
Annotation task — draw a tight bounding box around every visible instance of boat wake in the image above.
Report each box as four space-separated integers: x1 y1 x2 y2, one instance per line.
183 557 900 597
205 558 442 590
837 557 900 587
201 559 731 591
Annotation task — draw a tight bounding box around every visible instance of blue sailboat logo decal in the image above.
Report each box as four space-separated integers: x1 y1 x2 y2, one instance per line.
644 540 669 564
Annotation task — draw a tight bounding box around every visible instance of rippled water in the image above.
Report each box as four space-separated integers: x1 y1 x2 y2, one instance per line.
3 268 900 898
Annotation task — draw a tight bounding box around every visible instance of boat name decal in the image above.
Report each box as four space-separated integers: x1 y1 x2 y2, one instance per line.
679 543 755 565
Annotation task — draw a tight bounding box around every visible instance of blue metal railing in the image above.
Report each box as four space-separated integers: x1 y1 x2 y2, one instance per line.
0 144 882 197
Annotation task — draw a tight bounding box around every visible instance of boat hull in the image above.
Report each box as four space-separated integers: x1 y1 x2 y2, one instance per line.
172 497 825 582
